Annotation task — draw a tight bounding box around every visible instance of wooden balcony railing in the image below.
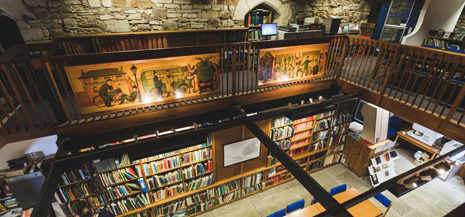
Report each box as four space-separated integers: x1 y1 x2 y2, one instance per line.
1 35 465 146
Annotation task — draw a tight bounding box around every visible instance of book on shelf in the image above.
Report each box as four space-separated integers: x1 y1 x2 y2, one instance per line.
265 173 285 187
270 125 294 141
143 156 181 175
150 184 184 201
248 10 271 26
56 180 101 202
99 167 139 187
272 116 292 128
59 161 97 186
185 173 214 191
181 161 211 180
180 148 212 164
147 169 182 190
314 117 334 132
216 190 240 205
216 179 241 196
163 199 186 215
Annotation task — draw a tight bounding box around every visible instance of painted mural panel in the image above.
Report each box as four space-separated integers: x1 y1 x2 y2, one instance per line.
65 53 220 114
258 44 330 86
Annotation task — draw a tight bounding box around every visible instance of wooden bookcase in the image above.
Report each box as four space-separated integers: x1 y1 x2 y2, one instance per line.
55 100 356 217
423 30 465 50
265 99 355 185
55 28 249 55
245 9 273 41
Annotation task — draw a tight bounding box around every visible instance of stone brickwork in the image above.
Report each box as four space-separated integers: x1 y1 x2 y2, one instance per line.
4 0 373 43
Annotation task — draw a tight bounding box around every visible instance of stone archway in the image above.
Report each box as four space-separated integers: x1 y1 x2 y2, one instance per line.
232 0 292 26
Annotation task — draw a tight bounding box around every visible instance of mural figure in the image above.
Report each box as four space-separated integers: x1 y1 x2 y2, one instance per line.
98 79 115 107
153 71 163 97
119 86 138 104
258 44 328 86
65 53 220 114
164 70 175 97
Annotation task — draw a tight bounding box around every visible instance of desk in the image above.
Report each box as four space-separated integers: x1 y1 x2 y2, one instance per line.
395 129 439 160
286 188 383 217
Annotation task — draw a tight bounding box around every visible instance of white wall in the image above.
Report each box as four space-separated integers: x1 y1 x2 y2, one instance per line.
0 135 58 169
402 0 465 45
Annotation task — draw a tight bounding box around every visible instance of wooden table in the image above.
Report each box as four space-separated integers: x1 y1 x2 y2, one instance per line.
286 188 383 217
395 129 439 160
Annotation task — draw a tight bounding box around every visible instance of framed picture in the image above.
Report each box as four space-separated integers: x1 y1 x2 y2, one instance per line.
223 137 261 167
64 53 220 115
258 44 330 87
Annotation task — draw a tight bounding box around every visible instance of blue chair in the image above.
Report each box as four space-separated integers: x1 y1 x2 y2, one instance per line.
313 191 331 204
374 193 392 217
330 184 347 195
267 209 286 217
388 117 401 138
286 199 305 213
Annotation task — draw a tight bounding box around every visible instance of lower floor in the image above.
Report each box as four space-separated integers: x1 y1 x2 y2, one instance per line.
198 146 465 217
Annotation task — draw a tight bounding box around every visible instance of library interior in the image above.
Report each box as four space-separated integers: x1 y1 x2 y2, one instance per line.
2 0 465 217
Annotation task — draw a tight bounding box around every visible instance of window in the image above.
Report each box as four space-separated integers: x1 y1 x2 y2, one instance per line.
380 0 415 43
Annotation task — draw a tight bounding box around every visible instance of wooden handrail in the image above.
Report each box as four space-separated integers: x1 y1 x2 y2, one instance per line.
0 42 62 59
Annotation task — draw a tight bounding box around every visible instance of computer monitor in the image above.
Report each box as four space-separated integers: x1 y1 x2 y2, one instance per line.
261 23 278 36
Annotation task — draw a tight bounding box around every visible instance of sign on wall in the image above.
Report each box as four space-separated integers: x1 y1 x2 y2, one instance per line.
64 53 220 114
258 44 330 86
223 137 261 167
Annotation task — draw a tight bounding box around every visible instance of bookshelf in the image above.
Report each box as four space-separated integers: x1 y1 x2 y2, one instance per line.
265 99 356 186
54 101 355 216
423 30 465 50
55 28 249 55
245 8 273 41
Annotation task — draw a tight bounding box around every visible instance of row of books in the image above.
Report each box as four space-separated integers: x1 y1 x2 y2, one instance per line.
169 33 197 47
150 184 184 201
107 193 151 216
310 140 326 152
332 124 348 136
328 134 347 146
187 199 216 215
148 170 182 190
293 130 311 140
217 190 240 204
242 173 263 188
56 181 100 202
270 125 294 141
217 179 241 196
291 137 309 149
242 182 264 196
312 129 331 142
180 143 209 153
265 173 285 187
181 162 211 180
185 174 214 191
135 150 179 164
143 156 181 175
315 110 335 120
275 139 291 150
248 9 272 26
105 183 141 201
1 196 17 210
225 31 247 43
99 167 140 187
323 153 343 167
248 29 263 40
314 117 334 132
294 116 314 124
294 120 313 131
180 148 212 164
424 38 451 49
60 161 97 186
93 154 131 174
268 165 286 177
200 32 223 45
333 113 352 125
272 116 292 128
186 189 215 206
295 157 308 165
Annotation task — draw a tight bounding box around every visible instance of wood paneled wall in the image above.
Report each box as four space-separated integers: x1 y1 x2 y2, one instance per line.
213 119 270 182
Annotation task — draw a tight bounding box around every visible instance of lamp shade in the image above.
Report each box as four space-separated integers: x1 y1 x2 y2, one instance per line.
130 65 137 74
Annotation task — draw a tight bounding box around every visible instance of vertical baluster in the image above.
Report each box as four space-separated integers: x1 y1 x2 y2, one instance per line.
253 44 257 92
0 65 26 131
376 46 398 93
342 39 355 80
44 61 72 123
433 59 461 115
401 50 428 102
367 43 387 90
422 56 453 112
220 45 224 97
354 39 369 84
346 38 358 81
21 61 53 124
10 62 44 128
412 55 443 108
242 43 246 94
440 64 465 116
54 61 81 122
361 41 378 88
373 44 395 91
349 38 363 83
389 48 412 97
247 43 251 94
357 40 373 85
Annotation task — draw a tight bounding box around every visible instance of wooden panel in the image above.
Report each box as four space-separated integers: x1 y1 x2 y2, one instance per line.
213 126 243 182
242 119 270 173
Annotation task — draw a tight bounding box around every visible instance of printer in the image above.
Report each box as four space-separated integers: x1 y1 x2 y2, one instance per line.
407 123 444 146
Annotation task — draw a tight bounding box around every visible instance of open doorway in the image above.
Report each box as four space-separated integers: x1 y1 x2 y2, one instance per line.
0 14 25 55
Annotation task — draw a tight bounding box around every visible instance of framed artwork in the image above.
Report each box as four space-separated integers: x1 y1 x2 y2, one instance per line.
64 53 220 114
223 137 261 167
258 44 330 86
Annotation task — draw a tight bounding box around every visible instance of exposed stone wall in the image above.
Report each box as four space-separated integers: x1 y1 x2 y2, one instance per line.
289 0 374 27
1 0 373 43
